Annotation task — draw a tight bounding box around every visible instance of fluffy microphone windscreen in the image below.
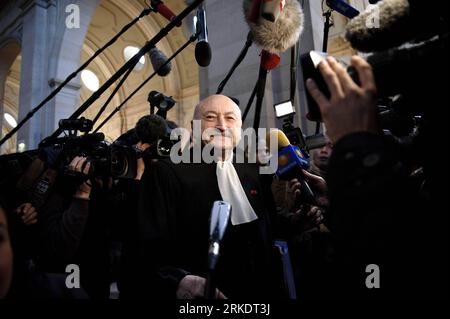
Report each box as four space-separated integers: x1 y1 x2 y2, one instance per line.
148 47 172 76
243 0 304 53
345 0 411 52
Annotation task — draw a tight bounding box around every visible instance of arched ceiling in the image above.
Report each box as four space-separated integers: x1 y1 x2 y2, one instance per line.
79 0 199 141
2 52 20 154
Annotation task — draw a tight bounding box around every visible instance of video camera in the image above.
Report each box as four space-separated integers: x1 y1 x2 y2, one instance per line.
148 90 176 119
39 118 139 179
301 22 449 138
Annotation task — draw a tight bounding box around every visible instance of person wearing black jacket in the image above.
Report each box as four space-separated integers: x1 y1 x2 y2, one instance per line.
115 115 169 299
306 55 449 298
137 95 284 299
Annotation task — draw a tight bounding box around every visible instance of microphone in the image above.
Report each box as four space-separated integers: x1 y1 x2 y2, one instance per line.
151 0 182 27
207 201 231 271
261 50 281 70
247 0 262 23
261 0 286 23
195 4 212 67
148 46 172 76
267 129 317 205
243 0 304 53
205 200 231 299
325 0 360 19
345 0 448 53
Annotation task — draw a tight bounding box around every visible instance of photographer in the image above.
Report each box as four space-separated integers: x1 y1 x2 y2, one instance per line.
1 154 91 299
114 114 169 299
306 55 448 297
36 155 92 265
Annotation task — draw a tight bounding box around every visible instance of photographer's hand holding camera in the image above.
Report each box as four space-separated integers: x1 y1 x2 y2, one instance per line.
68 156 92 200
15 203 38 226
304 54 447 297
36 155 96 266
306 56 380 142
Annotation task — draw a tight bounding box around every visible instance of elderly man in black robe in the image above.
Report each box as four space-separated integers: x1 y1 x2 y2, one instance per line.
137 94 283 299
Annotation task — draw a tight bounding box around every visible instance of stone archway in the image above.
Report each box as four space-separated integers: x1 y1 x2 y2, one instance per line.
76 0 199 141
46 0 101 133
0 39 21 154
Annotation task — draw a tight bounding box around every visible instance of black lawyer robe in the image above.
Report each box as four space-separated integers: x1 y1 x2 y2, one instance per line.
137 157 283 298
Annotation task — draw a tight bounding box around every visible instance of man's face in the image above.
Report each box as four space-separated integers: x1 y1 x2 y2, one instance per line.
312 141 333 170
198 95 242 150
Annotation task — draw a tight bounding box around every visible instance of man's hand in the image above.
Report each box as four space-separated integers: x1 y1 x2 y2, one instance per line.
176 275 227 299
15 203 38 226
135 142 151 180
289 170 328 207
292 205 324 232
306 56 380 143
67 156 92 200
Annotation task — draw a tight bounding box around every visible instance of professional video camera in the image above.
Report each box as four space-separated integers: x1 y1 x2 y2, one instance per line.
301 0 449 138
39 118 139 179
148 90 176 119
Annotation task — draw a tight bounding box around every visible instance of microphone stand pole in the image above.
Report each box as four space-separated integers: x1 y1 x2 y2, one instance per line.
290 43 298 102
91 63 135 127
315 9 333 134
48 0 204 140
204 271 216 299
93 31 200 133
242 80 258 122
0 8 155 147
216 32 253 94
252 65 268 133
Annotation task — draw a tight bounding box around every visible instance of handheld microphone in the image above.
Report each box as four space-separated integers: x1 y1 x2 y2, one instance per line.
151 0 182 27
205 200 231 299
148 46 172 76
267 129 317 205
243 0 304 53
325 0 360 19
207 201 231 271
195 4 212 67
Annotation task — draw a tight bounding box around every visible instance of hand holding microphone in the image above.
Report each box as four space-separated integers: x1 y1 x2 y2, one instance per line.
176 275 226 299
267 129 318 205
175 200 230 299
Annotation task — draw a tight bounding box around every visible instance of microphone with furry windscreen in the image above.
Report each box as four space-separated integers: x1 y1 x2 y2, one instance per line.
242 0 303 130
243 0 303 53
148 46 172 76
345 0 449 53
